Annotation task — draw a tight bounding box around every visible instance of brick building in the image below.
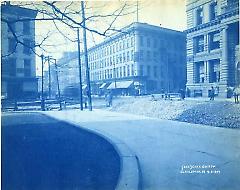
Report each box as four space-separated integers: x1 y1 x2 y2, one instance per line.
1 3 38 100
88 22 186 95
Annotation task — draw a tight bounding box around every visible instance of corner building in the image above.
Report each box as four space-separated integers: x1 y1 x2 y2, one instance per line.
88 22 186 95
1 3 38 100
186 0 239 97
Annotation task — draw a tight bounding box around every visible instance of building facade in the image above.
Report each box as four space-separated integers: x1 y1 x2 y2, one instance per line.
186 0 239 97
1 3 38 100
88 22 186 95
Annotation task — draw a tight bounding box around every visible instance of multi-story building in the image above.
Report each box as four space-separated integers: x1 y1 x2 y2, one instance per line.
88 22 186 95
1 3 38 100
186 0 239 97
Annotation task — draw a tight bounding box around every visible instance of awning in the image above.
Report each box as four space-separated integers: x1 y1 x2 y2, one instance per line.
99 83 107 89
107 81 133 89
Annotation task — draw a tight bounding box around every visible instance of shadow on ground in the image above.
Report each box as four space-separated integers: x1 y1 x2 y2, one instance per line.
2 113 120 190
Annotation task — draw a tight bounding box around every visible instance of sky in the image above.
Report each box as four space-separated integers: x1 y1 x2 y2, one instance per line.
34 0 187 74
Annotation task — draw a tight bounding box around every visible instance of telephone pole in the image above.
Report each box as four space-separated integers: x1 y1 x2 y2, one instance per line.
47 56 51 99
81 1 92 111
53 58 62 110
41 54 45 111
77 28 83 110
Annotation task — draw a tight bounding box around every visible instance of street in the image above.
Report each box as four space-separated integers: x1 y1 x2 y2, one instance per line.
45 109 240 190
2 112 120 190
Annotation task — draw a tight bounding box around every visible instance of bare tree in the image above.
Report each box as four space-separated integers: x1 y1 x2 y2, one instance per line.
1 1 137 58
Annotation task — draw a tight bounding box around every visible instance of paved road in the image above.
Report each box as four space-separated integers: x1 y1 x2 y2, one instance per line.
2 112 120 190
45 109 240 190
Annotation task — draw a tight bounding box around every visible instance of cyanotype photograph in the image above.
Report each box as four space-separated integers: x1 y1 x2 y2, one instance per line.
1 0 240 189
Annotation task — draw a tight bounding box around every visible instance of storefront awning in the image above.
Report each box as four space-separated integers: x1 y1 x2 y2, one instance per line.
99 83 107 89
107 81 133 89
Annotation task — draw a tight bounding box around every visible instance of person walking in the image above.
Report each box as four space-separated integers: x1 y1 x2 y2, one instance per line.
233 87 240 104
210 86 215 101
107 91 113 107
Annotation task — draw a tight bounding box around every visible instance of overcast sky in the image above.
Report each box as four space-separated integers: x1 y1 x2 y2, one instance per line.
35 0 187 74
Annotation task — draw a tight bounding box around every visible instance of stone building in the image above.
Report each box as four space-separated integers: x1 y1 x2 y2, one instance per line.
186 0 239 97
1 3 38 100
88 22 186 95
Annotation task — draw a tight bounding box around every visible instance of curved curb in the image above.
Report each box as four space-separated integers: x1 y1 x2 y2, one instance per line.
40 112 141 190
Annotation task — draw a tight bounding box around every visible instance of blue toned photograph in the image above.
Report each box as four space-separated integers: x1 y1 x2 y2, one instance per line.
1 0 240 190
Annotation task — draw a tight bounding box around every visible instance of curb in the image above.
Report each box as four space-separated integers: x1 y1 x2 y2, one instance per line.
40 112 141 190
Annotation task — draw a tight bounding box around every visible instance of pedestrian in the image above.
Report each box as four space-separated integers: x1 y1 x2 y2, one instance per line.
233 87 240 104
209 86 215 101
179 89 185 100
107 91 113 107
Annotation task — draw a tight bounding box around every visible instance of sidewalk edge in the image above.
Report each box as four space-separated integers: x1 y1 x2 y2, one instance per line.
40 112 141 190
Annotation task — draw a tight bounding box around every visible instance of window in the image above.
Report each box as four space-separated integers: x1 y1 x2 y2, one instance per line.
140 50 144 61
119 42 122 50
153 52 158 61
209 31 220 50
147 38 150 47
123 66 126 77
210 2 217 21
209 59 220 83
147 65 151 76
9 58 16 76
131 64 134 76
195 61 204 83
8 37 17 53
131 37 134 47
123 40 125 49
123 53 126 62
24 59 31 77
126 39 129 48
154 39 157 48
194 35 204 53
126 51 129 62
127 65 130 76
139 65 144 76
147 51 151 61
23 39 32 55
131 50 134 61
120 67 122 77
140 36 144 46
196 7 203 25
23 21 30 34
154 66 157 78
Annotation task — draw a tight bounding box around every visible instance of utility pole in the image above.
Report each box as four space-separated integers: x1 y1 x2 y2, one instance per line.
48 56 51 99
81 1 92 111
41 54 45 111
53 58 62 110
77 27 83 110
114 62 117 88
137 0 139 22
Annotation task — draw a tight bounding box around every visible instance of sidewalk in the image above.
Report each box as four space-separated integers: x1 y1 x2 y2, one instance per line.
42 109 240 190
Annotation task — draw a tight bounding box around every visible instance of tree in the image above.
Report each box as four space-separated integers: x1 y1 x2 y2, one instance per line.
1 1 137 58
